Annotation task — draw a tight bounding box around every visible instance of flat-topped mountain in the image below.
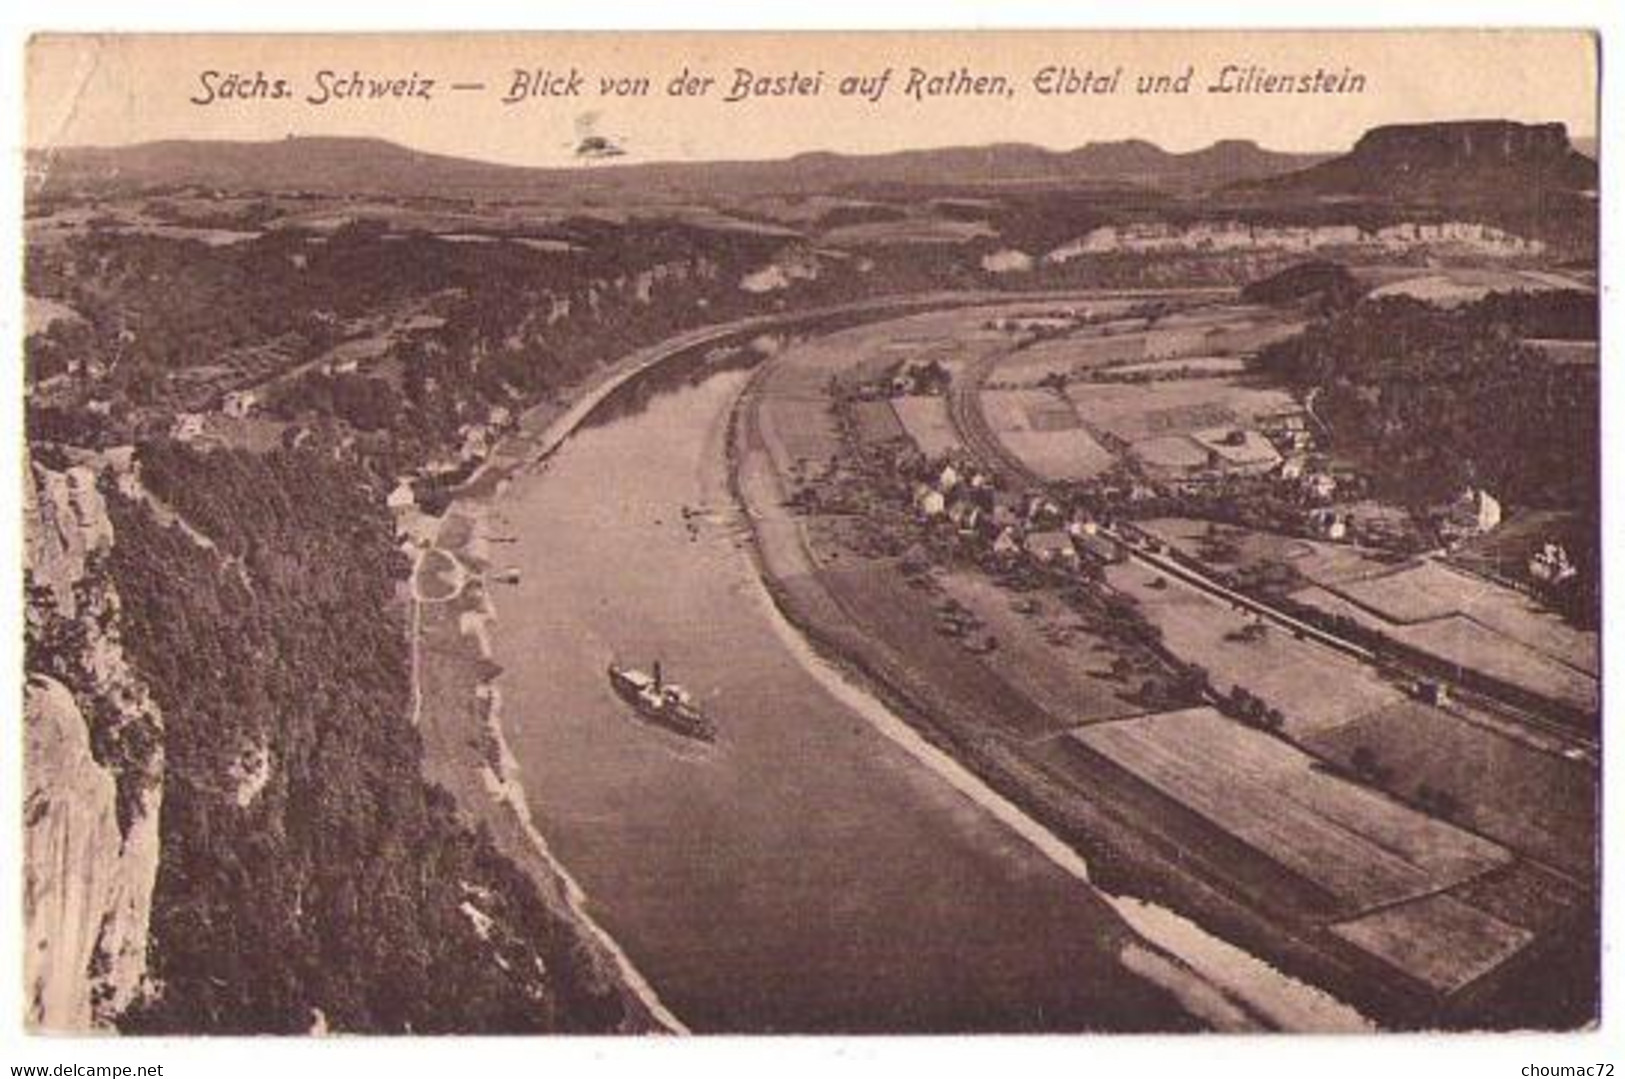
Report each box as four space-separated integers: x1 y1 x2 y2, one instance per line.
1244 120 1597 201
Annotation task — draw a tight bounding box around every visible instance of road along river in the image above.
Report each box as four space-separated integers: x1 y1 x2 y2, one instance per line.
472 301 1371 1033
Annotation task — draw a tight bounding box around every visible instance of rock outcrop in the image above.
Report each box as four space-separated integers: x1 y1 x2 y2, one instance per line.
24 676 160 1030
23 457 163 1031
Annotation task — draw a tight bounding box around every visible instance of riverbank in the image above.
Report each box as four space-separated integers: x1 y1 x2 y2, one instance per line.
725 308 1399 1031
405 291 1141 1033
406 320 807 1033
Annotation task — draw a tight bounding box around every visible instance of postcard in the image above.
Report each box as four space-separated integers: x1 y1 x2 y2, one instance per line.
21 29 1599 1035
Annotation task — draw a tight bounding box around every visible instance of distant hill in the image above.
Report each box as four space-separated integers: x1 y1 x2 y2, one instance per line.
29 135 1326 202
1241 120 1597 202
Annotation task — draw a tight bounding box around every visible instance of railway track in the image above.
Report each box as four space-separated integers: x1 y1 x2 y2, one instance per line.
942 333 1597 764
1117 535 1598 759
947 349 1042 487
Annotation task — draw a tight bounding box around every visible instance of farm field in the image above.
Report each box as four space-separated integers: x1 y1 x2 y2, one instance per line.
992 333 1153 384
987 305 1294 387
1195 319 1305 355
1137 325 1212 359
1136 518 1401 586
1071 707 1510 914
1326 562 1597 677
1105 562 1404 734
1105 356 1250 377
890 396 963 457
1367 267 1590 306
1328 893 1532 996
1063 378 1297 443
1131 435 1209 473
851 399 907 444
1302 701 1597 878
816 562 1067 743
1332 562 1495 622
1399 618 1598 714
980 388 1116 480
931 570 1148 730
1292 585 1599 715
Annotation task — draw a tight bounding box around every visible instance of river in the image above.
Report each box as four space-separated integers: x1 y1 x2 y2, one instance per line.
480 336 1208 1033
480 315 1376 1034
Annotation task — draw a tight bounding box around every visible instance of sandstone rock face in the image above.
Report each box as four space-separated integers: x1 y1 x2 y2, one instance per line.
24 458 163 1031
24 676 160 1031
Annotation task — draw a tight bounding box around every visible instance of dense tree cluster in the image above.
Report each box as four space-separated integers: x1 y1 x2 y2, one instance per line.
105 444 631 1033
1256 292 1598 514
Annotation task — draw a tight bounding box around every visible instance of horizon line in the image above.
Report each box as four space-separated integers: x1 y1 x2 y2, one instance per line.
26 119 1598 176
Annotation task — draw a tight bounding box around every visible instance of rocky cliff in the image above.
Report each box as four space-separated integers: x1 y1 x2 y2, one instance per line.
23 458 163 1031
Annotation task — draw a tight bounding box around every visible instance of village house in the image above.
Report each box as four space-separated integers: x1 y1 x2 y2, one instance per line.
989 495 1024 532
1309 508 1348 541
1446 488 1502 534
221 389 261 418
891 359 953 397
170 412 208 442
1065 514 1100 539
1023 530 1078 567
1024 493 1064 527
1305 472 1338 501
386 480 417 511
914 484 947 518
1529 542 1577 585
991 527 1022 560
458 424 494 463
947 499 983 533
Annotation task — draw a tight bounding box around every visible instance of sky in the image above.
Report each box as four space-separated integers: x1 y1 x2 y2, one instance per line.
26 30 1599 168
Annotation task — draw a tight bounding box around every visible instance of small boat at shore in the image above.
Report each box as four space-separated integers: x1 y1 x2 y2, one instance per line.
607 660 716 743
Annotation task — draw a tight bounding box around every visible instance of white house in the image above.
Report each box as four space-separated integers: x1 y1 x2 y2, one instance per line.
171 413 207 442
1451 488 1502 533
915 487 947 518
222 389 261 418
386 480 416 511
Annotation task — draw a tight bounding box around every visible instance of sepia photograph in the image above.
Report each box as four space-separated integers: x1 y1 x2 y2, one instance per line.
12 23 1606 1049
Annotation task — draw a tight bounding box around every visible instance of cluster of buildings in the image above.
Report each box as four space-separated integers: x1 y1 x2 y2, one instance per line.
420 404 514 478
1132 406 1330 496
1529 541 1578 586
1044 220 1543 261
909 458 1124 573
853 358 954 400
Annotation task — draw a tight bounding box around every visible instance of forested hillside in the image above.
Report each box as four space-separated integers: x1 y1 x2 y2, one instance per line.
104 444 638 1033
